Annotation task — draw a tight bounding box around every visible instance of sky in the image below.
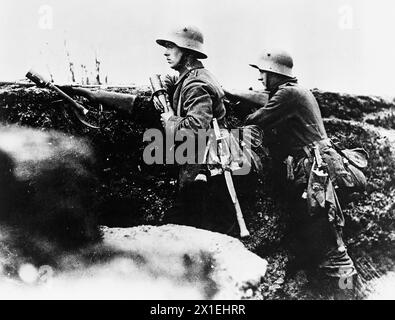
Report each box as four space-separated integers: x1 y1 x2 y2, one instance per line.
0 0 394 96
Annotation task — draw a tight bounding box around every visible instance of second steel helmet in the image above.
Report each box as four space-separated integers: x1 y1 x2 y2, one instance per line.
156 25 207 59
250 49 294 77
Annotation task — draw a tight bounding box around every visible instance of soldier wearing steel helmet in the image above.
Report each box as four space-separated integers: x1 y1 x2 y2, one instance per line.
154 25 240 232
226 49 357 281
61 25 235 232
155 25 226 141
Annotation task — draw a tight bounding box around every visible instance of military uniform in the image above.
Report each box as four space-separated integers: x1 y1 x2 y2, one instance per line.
246 78 356 278
163 61 236 232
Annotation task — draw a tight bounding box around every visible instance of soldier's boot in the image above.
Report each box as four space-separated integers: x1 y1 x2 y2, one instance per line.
318 225 357 278
311 225 358 299
291 214 356 282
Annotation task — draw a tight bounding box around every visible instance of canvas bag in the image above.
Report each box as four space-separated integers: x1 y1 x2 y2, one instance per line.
320 145 368 193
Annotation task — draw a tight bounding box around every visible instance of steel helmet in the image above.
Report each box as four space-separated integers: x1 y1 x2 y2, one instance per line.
250 49 293 77
156 25 207 59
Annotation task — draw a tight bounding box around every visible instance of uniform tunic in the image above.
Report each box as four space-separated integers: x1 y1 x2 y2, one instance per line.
245 78 356 277
164 60 226 189
165 61 226 135
245 78 327 159
163 61 234 232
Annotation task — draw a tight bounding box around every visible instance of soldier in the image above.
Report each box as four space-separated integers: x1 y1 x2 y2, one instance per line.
226 49 357 281
153 25 232 231
64 26 235 233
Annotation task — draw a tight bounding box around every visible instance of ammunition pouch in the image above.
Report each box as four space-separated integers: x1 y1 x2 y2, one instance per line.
302 139 368 196
320 145 368 194
287 139 368 200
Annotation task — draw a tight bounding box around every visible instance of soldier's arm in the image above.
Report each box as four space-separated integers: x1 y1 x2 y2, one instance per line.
163 75 178 94
224 88 269 110
165 79 213 135
245 88 295 128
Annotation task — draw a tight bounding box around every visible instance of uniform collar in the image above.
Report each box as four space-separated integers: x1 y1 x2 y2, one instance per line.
269 77 298 92
176 60 204 85
277 77 298 88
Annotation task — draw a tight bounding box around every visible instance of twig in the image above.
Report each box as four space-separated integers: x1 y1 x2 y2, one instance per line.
64 39 76 83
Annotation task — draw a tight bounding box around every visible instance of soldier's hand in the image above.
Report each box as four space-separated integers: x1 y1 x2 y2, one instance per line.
160 109 174 126
152 96 163 112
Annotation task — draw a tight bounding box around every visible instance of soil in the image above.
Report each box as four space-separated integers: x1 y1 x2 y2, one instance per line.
0 225 268 300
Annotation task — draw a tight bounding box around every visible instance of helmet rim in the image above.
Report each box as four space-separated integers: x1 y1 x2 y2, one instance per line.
249 50 294 77
156 25 207 59
156 39 207 59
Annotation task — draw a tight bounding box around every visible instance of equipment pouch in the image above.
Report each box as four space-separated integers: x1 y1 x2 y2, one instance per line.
320 146 367 193
337 148 368 169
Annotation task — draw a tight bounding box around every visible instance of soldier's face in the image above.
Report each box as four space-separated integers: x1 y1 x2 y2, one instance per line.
258 70 268 90
164 42 184 70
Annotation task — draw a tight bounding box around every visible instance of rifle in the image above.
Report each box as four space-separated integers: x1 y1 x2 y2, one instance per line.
212 118 250 238
25 69 100 129
149 74 171 113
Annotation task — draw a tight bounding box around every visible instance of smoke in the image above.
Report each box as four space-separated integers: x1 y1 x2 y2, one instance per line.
0 125 101 272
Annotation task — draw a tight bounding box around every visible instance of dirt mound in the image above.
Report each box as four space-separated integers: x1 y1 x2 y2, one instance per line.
0 225 267 299
366 272 395 300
